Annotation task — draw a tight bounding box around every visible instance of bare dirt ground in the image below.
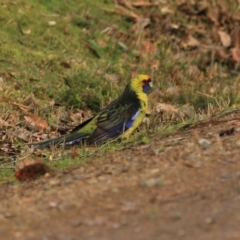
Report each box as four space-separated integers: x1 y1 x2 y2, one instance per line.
0 111 240 240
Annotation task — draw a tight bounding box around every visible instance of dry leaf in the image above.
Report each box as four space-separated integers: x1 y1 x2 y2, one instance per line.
15 162 51 181
227 120 240 126
230 25 240 62
187 65 201 77
230 48 240 62
218 31 231 48
0 76 3 85
161 6 173 15
170 23 179 29
115 0 133 9
181 35 200 48
233 24 239 49
71 148 79 159
140 40 157 56
132 1 159 7
2 99 29 112
154 103 193 121
219 127 234 137
0 118 11 127
104 74 120 82
216 49 228 60
155 103 179 114
166 86 180 95
48 21 56 26
11 127 31 142
151 60 159 70
207 7 219 25
115 5 140 21
60 61 71 68
24 115 49 131
137 17 150 30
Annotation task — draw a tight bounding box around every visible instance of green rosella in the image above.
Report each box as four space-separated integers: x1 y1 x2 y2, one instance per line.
31 74 152 148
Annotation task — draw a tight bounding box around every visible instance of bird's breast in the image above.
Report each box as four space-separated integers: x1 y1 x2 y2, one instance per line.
125 109 140 129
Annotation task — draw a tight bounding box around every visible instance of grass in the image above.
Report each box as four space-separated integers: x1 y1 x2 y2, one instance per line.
0 169 16 184
0 0 240 180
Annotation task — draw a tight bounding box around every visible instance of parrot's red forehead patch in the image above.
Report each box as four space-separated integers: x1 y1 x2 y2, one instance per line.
143 78 151 84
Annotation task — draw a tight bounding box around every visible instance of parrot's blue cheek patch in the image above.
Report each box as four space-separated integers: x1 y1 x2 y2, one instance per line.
143 84 150 93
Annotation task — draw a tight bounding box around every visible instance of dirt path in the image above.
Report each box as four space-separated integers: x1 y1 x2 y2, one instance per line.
0 111 240 240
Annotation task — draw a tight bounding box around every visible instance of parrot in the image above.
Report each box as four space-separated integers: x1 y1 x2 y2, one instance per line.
31 74 152 148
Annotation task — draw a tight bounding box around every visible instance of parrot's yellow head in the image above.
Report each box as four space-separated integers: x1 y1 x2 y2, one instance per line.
130 74 152 94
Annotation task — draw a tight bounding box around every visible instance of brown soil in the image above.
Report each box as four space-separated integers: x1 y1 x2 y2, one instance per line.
1 111 240 240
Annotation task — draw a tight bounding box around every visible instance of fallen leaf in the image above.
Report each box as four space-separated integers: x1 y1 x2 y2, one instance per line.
71 148 79 159
12 102 29 112
140 40 157 56
2 99 29 112
11 127 32 142
0 76 3 85
166 86 180 95
161 6 173 15
230 48 240 62
104 74 120 82
216 49 228 60
115 5 140 21
181 35 200 48
24 115 49 131
15 162 51 181
48 21 56 26
137 17 150 29
115 0 133 9
233 24 239 49
154 103 193 121
230 25 240 62
219 127 234 137
60 61 71 68
132 1 159 7
0 118 11 127
218 30 231 48
151 59 159 69
22 29 31 35
207 7 219 25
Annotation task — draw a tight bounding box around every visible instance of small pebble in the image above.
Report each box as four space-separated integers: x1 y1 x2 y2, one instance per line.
188 152 197 160
4 212 14 218
150 168 160 174
140 177 164 187
64 177 75 184
49 179 60 186
177 229 186 237
49 202 58 208
205 217 213 224
198 138 211 149
171 212 182 220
